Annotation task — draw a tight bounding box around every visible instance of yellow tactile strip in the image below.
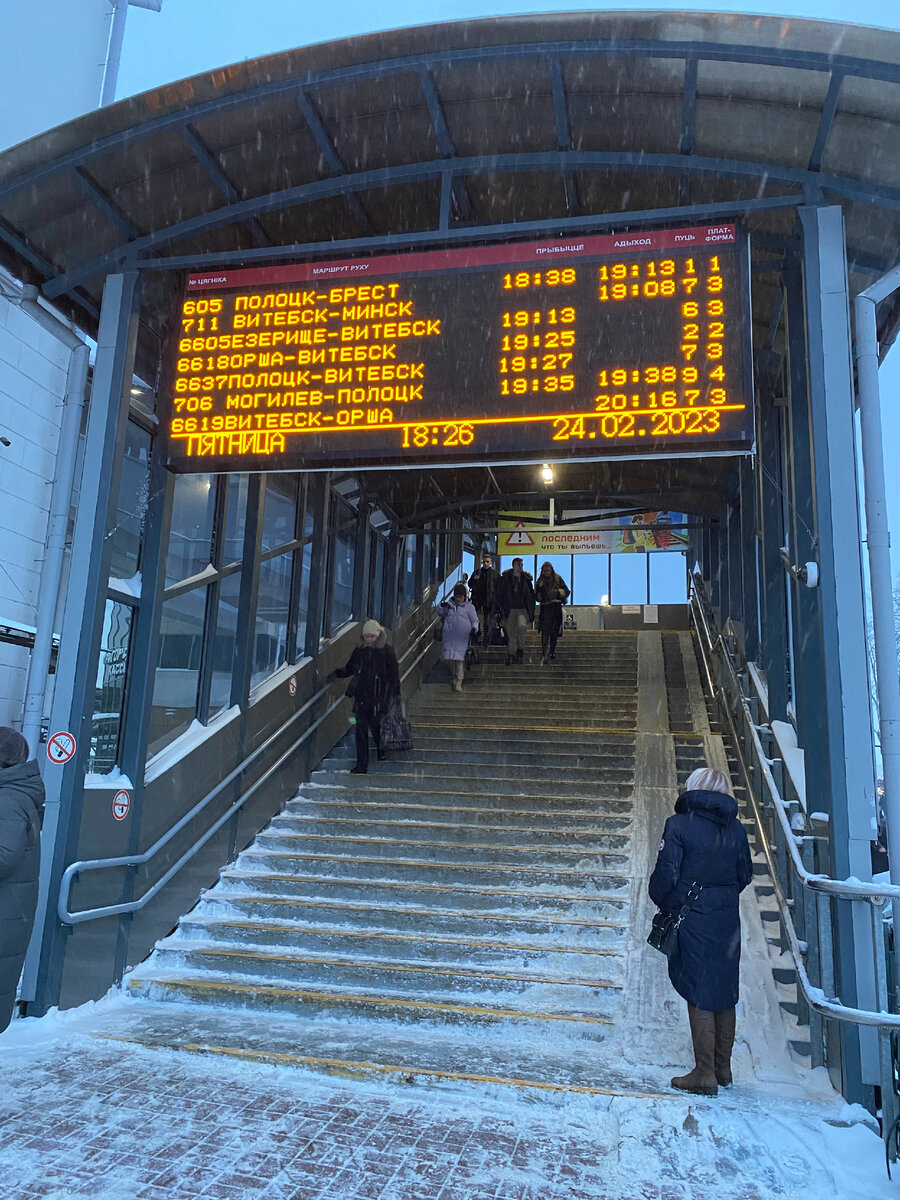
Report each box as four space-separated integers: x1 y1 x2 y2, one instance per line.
93 1034 672 1100
238 852 632 882
412 723 639 735
292 798 633 819
171 946 623 989
126 977 613 1024
216 895 628 927
181 919 625 957
257 833 630 858
223 871 630 902
281 813 633 833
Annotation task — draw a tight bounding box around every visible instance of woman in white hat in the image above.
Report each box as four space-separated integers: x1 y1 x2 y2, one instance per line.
332 620 401 773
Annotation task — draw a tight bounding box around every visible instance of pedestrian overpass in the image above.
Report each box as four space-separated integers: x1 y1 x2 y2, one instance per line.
2 9 900 1158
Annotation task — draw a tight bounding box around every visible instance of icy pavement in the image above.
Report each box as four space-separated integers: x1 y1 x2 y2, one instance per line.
0 995 892 1200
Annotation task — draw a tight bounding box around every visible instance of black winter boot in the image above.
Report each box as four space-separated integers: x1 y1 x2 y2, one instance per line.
671 1005 718 1096
714 1007 736 1087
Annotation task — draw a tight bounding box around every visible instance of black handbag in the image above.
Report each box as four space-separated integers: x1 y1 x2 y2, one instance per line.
648 831 724 957
380 700 413 752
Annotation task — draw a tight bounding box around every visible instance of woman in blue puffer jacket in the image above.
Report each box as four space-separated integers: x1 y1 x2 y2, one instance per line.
649 766 753 1096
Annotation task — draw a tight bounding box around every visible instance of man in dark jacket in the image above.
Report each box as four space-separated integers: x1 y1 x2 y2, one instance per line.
649 767 753 1096
332 620 401 774
497 557 535 664
0 727 44 1033
469 552 500 646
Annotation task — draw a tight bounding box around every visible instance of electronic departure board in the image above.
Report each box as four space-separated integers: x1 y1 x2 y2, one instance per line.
164 223 753 473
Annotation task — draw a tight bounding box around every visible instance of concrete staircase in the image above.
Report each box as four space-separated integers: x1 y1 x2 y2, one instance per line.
127 632 637 1039
111 627 787 1097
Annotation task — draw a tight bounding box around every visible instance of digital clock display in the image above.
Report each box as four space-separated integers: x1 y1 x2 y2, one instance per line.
163 223 753 472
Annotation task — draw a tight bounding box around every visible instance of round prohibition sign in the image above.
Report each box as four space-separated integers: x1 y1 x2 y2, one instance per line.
288 675 297 697
112 790 131 821
47 731 77 764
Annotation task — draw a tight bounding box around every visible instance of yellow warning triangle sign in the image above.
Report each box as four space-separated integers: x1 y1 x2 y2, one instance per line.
506 522 535 546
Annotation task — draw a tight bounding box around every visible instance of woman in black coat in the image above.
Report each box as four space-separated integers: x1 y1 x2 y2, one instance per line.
534 561 570 665
332 620 401 774
0 727 45 1033
649 767 753 1095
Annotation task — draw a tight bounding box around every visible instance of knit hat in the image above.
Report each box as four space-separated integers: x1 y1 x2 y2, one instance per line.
0 727 29 767
362 619 383 638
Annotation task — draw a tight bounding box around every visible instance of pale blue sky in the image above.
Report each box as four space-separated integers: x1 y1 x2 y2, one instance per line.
117 2 900 582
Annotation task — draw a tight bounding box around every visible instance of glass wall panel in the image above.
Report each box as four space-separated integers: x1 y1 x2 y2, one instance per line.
610 553 648 604
109 421 151 581
649 551 688 603
401 534 417 610
422 528 434 593
223 475 249 565
210 572 241 716
148 587 207 757
166 474 215 585
89 599 133 774
294 542 312 655
370 536 386 623
329 524 356 632
262 474 298 551
573 555 610 604
252 552 292 689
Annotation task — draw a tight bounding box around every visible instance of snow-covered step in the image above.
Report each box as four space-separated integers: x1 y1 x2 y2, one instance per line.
127 973 618 1035
294 784 633 810
232 847 631 889
214 869 630 917
286 793 633 822
314 760 635 785
243 835 630 871
193 893 629 943
147 942 626 1003
174 916 628 961
308 771 634 797
266 814 631 846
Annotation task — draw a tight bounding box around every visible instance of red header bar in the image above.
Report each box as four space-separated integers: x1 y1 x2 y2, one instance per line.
186 224 736 291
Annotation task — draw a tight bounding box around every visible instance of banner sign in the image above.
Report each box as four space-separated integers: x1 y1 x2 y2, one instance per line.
498 511 689 556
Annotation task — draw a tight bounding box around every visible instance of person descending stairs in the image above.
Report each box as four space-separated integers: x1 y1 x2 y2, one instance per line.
114 628 792 1099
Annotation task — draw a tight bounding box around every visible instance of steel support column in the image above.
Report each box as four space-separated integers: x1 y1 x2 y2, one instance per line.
25 271 143 1014
351 495 371 622
303 474 330 659
230 476 265 710
110 437 175 983
739 458 760 661
799 204 879 1098
756 385 789 721
783 256 828 804
384 528 401 628
725 500 744 638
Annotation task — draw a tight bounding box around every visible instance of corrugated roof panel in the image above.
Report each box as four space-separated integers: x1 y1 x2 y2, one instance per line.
463 170 568 225
822 113 900 188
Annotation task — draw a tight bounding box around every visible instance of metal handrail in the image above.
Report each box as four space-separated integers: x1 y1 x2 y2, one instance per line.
58 617 442 924
58 686 344 924
690 582 900 901
689 585 900 1032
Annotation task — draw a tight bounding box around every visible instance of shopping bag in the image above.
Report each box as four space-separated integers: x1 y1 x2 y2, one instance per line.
380 701 413 752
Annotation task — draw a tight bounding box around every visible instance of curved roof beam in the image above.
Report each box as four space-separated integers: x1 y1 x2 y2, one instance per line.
2 36 898 208
40 149 900 298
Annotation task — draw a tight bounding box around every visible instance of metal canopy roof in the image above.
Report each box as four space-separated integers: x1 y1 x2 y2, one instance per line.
1 9 899 519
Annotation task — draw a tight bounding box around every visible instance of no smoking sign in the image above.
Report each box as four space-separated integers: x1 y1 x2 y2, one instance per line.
112 790 131 821
46 731 76 764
